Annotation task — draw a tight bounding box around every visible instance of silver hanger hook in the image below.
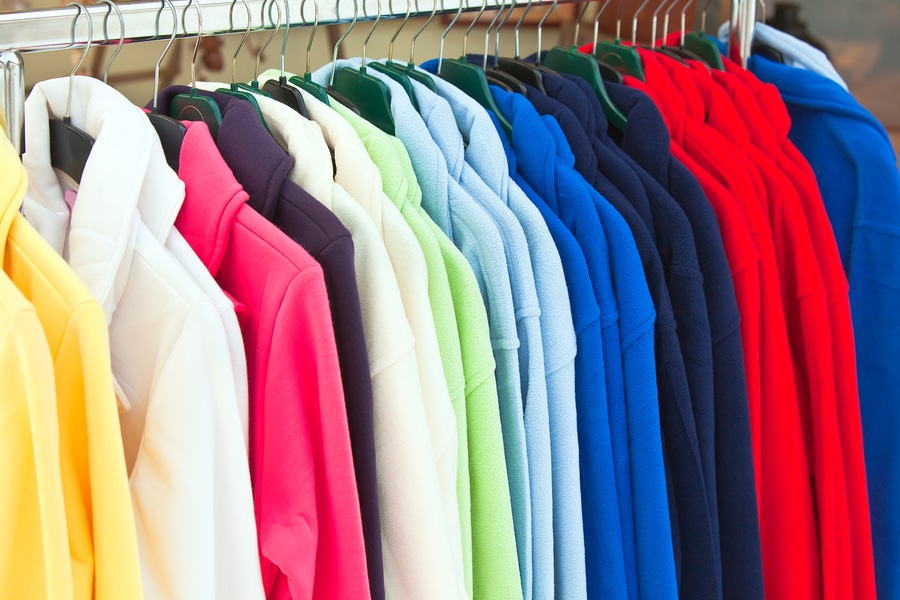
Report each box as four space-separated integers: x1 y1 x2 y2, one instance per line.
631 0 652 46
257 0 282 79
300 0 319 73
660 0 678 46
650 0 672 47
65 1 92 120
228 0 252 84
699 0 713 32
463 0 486 58
330 0 357 85
277 0 290 78
438 0 465 73
361 0 383 66
410 0 438 64
386 0 410 62
495 0 515 64
182 0 204 88
615 0 626 39
757 0 766 24
152 0 177 111
593 0 611 49
98 0 124 84
536 0 559 65
482 0 505 68
574 0 591 48
515 0 534 59
678 0 695 46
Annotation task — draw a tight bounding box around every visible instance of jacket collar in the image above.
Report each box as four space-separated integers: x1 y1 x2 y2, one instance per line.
175 121 248 277
24 76 182 322
152 86 294 223
197 81 336 208
606 82 673 186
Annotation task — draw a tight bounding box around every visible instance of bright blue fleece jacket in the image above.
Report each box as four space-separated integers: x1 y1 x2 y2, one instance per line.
750 54 900 600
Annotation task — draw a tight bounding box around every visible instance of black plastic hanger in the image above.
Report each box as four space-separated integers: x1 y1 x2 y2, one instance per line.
147 0 185 171
261 0 310 117
328 0 395 134
49 1 94 185
169 0 223 138
493 0 548 92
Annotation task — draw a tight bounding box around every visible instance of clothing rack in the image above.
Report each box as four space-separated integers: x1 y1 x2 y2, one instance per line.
0 0 753 154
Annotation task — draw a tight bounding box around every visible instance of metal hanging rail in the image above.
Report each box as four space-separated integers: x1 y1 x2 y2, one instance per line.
0 0 562 53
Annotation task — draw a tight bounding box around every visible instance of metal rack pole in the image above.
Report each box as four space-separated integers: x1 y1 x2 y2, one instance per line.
0 0 563 53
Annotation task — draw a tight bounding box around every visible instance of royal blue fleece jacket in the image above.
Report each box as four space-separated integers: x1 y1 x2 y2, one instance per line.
750 54 900 600
603 80 764 600
482 87 629 598
519 78 717 600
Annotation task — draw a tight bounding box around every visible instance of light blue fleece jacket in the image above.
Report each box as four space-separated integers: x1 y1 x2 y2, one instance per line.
417 66 588 600
397 67 558 600
312 59 534 600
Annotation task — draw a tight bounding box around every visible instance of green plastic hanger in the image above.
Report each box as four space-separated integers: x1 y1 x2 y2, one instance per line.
216 0 272 131
170 0 223 138
540 0 627 130
368 0 421 110
683 0 724 69
436 0 512 137
594 0 645 80
328 0 395 135
288 0 331 106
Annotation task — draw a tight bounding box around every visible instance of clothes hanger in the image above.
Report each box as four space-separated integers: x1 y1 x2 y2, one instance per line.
48 1 95 185
367 0 421 109
654 0 695 65
148 0 186 170
749 0 785 63
233 0 277 98
494 0 549 91
329 0 395 134
585 0 624 83
216 0 272 128
663 0 725 66
436 0 513 136
261 0 311 117
594 0 645 79
169 0 224 138
481 0 531 93
98 0 124 85
287 0 334 105
392 0 438 91
542 0 629 130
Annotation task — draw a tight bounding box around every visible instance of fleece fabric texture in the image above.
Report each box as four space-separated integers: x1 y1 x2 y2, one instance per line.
719 59 876 600
186 86 386 598
487 81 669 600
740 55 892 599
165 118 368 600
628 49 819 600
319 59 534 599
397 67 560 600
328 99 524 600
418 66 587 600
602 81 764 600
265 71 474 600
514 77 712 600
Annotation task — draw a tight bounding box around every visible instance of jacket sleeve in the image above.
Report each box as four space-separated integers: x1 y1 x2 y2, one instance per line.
259 268 370 600
0 308 72 600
